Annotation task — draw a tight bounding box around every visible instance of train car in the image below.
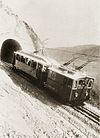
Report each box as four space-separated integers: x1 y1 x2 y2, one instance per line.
13 50 94 105
13 50 50 84
46 66 94 104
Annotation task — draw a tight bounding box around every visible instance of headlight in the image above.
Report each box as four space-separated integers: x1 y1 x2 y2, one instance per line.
75 92 78 97
86 91 88 96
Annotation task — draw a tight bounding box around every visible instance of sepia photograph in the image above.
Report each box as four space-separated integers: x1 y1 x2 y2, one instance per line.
0 0 99 137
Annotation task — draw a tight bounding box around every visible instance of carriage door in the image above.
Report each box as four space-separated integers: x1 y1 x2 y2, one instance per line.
65 78 73 101
36 63 43 82
31 60 37 78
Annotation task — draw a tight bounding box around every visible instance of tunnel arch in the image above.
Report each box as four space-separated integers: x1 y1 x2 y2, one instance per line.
1 39 22 63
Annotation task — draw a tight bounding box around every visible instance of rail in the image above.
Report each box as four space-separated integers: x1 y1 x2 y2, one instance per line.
73 106 100 125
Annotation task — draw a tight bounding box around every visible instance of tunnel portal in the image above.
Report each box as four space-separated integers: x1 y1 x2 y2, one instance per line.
1 39 22 63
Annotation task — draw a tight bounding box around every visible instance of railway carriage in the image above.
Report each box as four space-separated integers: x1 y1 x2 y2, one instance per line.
46 66 94 104
13 51 49 84
13 50 94 105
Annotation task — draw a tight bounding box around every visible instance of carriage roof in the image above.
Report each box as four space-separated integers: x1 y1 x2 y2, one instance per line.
48 66 94 80
14 50 51 66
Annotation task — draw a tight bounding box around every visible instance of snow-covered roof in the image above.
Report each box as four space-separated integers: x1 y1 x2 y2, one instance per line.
14 50 51 66
48 66 94 80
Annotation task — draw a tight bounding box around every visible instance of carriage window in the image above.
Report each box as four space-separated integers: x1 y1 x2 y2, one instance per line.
23 57 25 63
73 81 78 88
79 80 83 86
85 79 89 85
25 58 28 64
21 56 23 62
43 66 47 72
38 63 43 69
88 79 94 88
28 60 31 66
21 56 25 63
31 60 37 69
16 54 18 60
16 54 20 61
78 79 87 88
18 55 20 61
75 81 78 88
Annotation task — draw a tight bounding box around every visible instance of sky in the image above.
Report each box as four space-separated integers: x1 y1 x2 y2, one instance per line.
2 0 100 48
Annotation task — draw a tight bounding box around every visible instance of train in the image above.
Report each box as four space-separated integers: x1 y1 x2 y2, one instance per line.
12 50 94 105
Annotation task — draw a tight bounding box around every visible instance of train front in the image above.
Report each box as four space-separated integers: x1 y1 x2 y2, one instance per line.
70 73 94 105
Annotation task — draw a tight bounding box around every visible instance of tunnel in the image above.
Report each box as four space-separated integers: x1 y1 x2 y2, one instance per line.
1 39 22 63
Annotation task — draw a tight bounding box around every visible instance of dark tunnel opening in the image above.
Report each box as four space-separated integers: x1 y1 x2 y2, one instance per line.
1 39 22 63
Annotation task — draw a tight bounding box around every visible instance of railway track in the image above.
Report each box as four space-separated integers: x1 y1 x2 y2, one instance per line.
1 61 100 127
73 106 100 125
61 104 100 126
